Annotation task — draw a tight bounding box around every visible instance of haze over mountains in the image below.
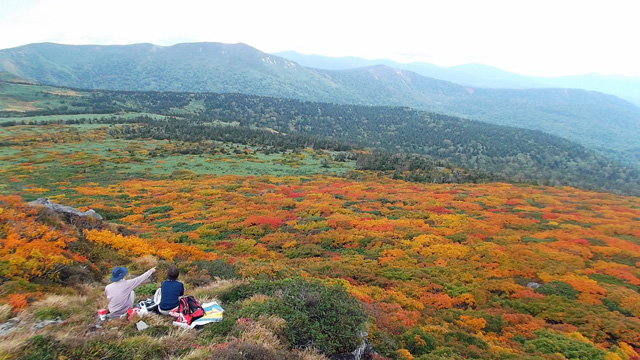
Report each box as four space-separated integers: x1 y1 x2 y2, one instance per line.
1 41 639 167
274 51 640 106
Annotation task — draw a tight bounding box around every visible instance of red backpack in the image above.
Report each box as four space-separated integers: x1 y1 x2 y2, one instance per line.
178 296 205 325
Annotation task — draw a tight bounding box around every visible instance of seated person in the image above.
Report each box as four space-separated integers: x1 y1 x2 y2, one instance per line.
105 266 156 318
159 266 184 315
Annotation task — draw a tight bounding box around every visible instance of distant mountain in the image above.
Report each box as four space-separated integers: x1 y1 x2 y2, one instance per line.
274 51 640 106
274 51 544 89
1 42 639 166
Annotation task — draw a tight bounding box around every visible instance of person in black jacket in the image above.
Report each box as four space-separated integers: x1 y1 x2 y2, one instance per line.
158 266 184 315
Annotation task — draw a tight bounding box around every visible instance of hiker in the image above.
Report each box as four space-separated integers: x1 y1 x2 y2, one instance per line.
158 266 185 315
105 266 156 318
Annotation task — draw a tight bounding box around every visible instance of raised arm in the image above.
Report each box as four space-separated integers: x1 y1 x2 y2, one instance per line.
126 267 156 289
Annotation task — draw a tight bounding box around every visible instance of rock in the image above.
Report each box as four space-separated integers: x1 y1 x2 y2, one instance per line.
32 317 65 330
330 331 376 360
526 282 542 289
0 318 21 337
136 321 149 331
84 209 101 219
28 198 103 221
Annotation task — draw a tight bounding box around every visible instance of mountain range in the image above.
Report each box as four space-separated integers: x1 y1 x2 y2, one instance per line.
274 50 640 106
1 42 639 166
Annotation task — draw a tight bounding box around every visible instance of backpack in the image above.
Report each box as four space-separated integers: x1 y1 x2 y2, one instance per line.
177 296 205 325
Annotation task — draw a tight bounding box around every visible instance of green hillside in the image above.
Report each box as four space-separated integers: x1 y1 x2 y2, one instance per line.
1 42 640 166
2 78 639 195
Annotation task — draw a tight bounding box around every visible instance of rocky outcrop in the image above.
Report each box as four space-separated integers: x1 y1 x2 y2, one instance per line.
330 332 376 360
28 198 103 221
526 282 542 289
0 318 20 337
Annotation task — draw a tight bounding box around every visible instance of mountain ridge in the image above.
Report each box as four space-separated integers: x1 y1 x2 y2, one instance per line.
1 42 639 166
275 50 640 105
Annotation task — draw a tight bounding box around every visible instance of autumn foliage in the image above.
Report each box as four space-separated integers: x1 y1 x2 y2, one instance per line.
34 175 635 358
2 142 640 358
0 195 82 280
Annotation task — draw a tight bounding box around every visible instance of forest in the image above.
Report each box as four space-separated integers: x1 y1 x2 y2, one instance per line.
1 77 640 359
2 79 639 195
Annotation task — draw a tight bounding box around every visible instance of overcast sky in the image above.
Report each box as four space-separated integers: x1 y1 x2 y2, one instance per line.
1 0 638 77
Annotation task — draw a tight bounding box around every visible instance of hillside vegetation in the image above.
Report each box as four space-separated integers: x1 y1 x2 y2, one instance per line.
2 78 640 196
1 167 640 359
1 77 640 358
1 42 640 166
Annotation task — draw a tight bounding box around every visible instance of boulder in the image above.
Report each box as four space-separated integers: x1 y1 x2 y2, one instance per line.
330 332 376 360
526 282 542 289
28 198 103 221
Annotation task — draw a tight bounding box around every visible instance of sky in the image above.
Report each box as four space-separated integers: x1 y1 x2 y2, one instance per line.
0 0 638 77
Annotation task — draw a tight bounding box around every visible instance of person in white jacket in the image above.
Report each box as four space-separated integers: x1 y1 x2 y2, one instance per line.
105 266 156 317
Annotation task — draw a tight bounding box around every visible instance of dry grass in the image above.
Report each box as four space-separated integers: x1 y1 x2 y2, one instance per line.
0 337 25 356
298 347 330 360
191 278 246 302
46 89 81 97
134 312 167 327
157 327 199 356
30 294 88 312
256 314 286 335
14 294 89 328
172 347 214 360
0 287 112 356
132 255 158 271
0 304 11 323
0 98 38 112
241 293 271 306
235 319 283 351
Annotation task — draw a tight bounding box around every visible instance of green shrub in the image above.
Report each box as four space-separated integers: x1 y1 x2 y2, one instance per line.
96 208 134 220
602 298 633 317
524 329 605 359
589 273 640 291
444 331 489 350
145 205 173 214
171 222 202 233
220 277 367 355
34 307 67 321
535 281 579 299
368 329 399 358
480 313 504 334
283 244 323 259
191 259 240 280
198 311 237 341
17 335 62 360
446 233 467 243
136 283 158 297
402 327 436 356
380 267 413 280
